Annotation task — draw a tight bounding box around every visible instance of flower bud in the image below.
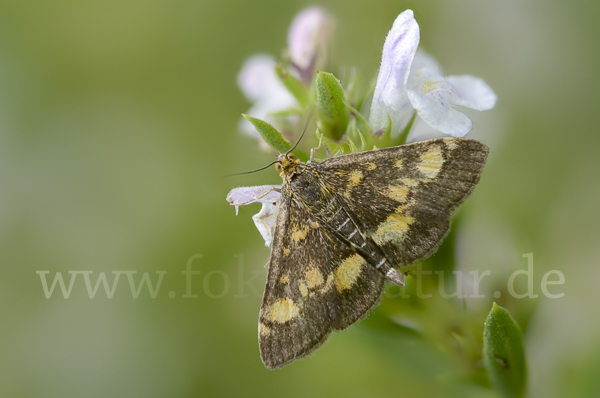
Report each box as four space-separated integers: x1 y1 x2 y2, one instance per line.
315 71 350 141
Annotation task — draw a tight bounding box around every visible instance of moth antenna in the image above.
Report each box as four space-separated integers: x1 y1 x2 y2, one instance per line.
285 109 315 157
224 159 281 178
226 109 314 178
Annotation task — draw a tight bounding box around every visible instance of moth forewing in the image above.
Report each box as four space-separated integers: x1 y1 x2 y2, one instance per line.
320 138 488 261
257 137 488 368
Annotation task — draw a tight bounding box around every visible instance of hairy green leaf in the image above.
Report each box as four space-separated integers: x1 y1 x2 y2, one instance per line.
315 71 350 141
241 114 291 153
483 303 527 398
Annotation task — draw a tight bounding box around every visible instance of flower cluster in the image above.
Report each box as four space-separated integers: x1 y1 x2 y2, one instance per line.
237 6 334 147
229 8 496 244
370 10 496 138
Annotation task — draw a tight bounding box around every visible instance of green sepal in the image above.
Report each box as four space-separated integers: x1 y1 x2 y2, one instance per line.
356 127 367 151
483 303 527 398
346 103 372 136
379 115 393 146
345 104 374 150
347 137 358 153
315 71 350 141
275 64 309 107
346 119 367 152
241 114 291 153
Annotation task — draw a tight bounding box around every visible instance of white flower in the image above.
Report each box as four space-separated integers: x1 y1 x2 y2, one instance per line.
369 10 420 138
226 185 282 247
238 7 335 147
237 55 297 147
369 10 496 138
287 6 334 73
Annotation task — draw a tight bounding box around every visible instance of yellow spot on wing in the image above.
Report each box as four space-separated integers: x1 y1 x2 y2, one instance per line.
348 170 363 187
280 274 289 284
269 298 300 323
299 282 309 297
368 163 377 170
259 323 271 336
343 170 363 198
400 178 420 187
396 203 410 213
292 225 309 244
283 248 290 256
334 254 365 292
372 212 415 246
385 185 410 203
305 268 324 288
417 144 444 179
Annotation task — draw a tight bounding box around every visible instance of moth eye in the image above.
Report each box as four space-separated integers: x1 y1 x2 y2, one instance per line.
275 163 283 173
287 153 297 161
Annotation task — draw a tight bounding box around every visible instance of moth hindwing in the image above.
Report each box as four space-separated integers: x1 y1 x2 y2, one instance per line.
257 137 488 369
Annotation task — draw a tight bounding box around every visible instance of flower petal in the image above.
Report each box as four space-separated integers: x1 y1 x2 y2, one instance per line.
369 10 420 135
226 185 281 215
226 185 282 246
252 201 281 247
407 88 473 137
405 119 447 143
287 6 334 70
407 50 473 137
445 75 497 111
409 49 442 77
237 55 280 102
406 50 496 136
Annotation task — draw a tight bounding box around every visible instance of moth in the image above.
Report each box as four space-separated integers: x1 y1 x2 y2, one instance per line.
233 137 488 369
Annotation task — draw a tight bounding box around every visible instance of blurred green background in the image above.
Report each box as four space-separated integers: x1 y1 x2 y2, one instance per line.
1 0 599 397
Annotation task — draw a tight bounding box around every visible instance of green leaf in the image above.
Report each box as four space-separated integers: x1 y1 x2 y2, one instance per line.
241 114 291 153
275 63 309 107
315 71 350 141
483 303 527 398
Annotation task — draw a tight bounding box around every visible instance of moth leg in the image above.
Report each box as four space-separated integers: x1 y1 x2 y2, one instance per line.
309 133 325 163
231 187 281 206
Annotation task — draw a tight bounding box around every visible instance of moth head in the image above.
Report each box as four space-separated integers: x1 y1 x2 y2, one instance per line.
276 153 299 175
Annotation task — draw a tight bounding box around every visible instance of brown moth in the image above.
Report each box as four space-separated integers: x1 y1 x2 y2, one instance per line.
254 137 488 369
